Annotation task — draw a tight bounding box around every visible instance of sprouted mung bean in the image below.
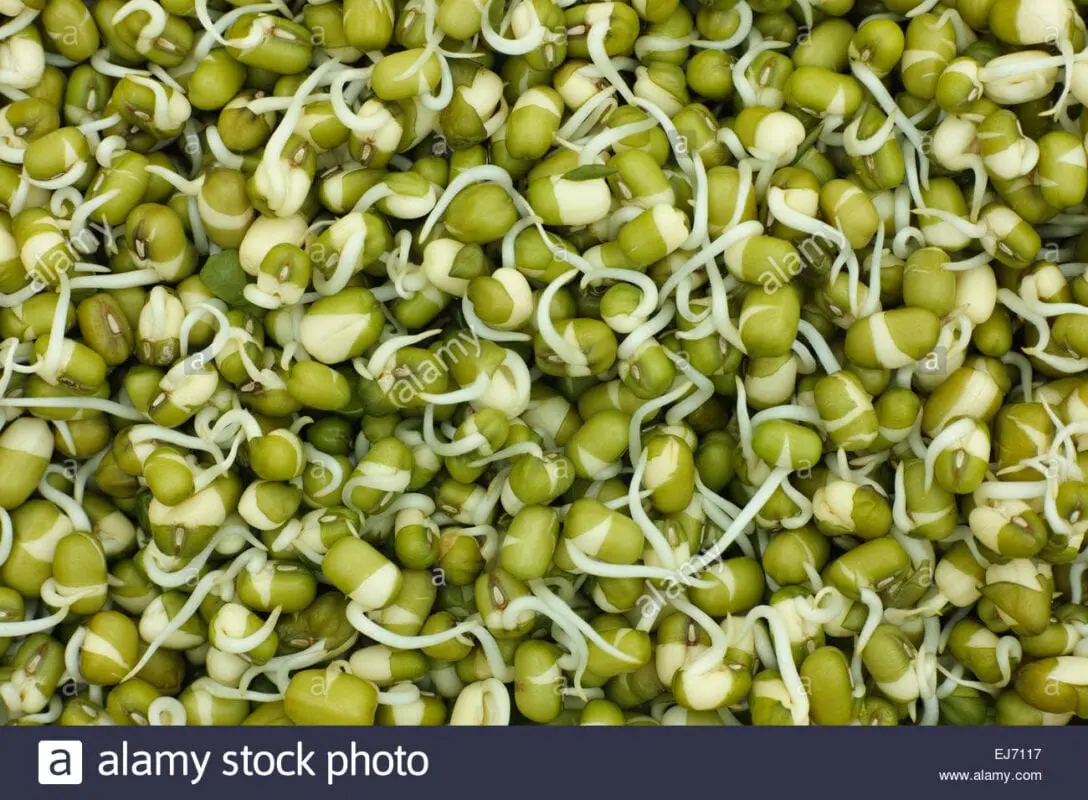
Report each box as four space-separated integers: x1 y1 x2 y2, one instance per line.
3 0 1088 728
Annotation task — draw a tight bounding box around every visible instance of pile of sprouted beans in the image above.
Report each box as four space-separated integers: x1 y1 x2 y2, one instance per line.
5 0 1088 729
